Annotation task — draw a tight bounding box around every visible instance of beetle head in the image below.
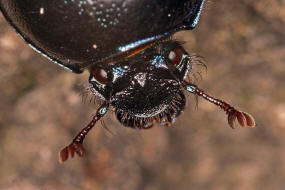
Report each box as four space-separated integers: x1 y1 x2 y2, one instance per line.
89 41 191 128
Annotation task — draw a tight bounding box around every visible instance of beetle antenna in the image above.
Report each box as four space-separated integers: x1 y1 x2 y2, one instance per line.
59 101 109 163
183 81 255 129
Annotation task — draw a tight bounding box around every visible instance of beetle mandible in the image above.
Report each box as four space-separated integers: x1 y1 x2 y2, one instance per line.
0 0 255 162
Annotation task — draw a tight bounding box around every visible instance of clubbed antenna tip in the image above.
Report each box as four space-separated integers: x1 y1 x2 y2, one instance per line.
59 102 109 163
183 82 256 129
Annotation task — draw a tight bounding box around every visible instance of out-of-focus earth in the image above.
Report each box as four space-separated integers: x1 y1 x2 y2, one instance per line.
1 1 285 190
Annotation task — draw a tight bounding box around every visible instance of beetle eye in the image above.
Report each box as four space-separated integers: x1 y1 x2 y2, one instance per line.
90 68 108 86
168 47 183 67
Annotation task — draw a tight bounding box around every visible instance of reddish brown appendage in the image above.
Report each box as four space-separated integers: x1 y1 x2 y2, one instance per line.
184 82 256 129
59 102 109 163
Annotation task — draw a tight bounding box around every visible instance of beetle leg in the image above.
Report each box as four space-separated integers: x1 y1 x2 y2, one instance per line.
183 82 255 129
59 102 109 163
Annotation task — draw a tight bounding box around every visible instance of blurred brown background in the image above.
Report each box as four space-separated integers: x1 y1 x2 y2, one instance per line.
1 1 285 190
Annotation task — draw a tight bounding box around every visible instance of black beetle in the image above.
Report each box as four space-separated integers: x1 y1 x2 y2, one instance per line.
0 0 255 162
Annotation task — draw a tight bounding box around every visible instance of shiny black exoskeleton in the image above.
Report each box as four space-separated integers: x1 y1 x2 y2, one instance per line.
91 41 190 128
0 0 255 162
0 0 204 73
